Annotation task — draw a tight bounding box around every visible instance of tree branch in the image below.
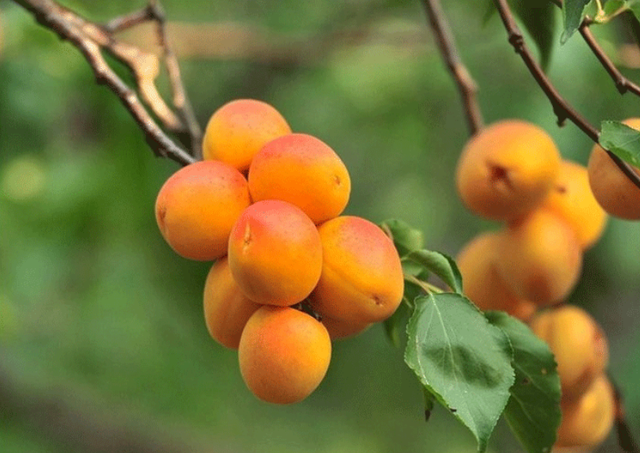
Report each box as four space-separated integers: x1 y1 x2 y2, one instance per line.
610 376 640 453
579 24 640 97
147 0 202 159
492 0 640 190
0 358 217 453
11 0 196 166
420 0 483 136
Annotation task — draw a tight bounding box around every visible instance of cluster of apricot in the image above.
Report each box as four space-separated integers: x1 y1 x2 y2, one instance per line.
454 120 615 450
154 99 404 405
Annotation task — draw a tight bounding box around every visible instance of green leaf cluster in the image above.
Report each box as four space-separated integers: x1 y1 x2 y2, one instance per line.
382 220 562 453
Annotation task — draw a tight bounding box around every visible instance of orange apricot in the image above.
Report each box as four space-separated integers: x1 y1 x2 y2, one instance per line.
530 305 609 401
310 216 404 324
321 315 371 341
238 305 331 404
202 99 292 172
203 258 261 349
495 209 583 306
248 133 351 224
588 118 640 220
155 161 251 261
456 120 561 221
228 200 322 306
555 375 615 450
541 160 607 249
456 232 537 322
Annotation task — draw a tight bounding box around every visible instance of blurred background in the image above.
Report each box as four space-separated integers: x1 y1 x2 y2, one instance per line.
1 0 640 452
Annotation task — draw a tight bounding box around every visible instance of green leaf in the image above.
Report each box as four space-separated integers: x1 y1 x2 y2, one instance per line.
405 293 515 452
626 0 640 21
486 312 561 453
603 0 626 17
512 0 557 69
562 0 592 43
482 0 497 25
600 120 640 168
404 250 463 294
379 219 424 257
383 301 412 348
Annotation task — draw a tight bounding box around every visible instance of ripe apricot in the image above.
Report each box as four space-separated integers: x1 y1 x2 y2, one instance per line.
203 258 261 349
495 209 583 305
238 305 331 404
530 305 609 400
248 133 351 224
555 375 615 449
321 316 371 341
456 232 536 321
456 120 561 221
310 216 404 324
228 200 322 306
541 160 607 249
155 161 251 261
588 118 640 220
202 99 292 172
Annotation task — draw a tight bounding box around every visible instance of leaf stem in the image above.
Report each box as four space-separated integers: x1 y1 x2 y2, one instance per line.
405 274 444 295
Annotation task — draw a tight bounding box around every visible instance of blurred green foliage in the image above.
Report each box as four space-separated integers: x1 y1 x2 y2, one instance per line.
1 0 640 452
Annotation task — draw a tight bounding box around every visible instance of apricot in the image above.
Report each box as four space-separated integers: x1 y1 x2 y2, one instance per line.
203 258 261 349
228 200 322 306
588 118 640 220
530 305 609 400
495 209 583 305
456 232 537 322
541 160 607 249
456 120 561 221
555 375 615 449
238 305 331 404
155 160 251 261
202 99 292 171
321 315 371 341
310 216 404 324
248 133 351 224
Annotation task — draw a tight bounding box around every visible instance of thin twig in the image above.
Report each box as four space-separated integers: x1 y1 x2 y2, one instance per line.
148 0 203 158
420 0 483 136
579 24 640 96
492 0 640 190
11 0 195 166
103 5 154 34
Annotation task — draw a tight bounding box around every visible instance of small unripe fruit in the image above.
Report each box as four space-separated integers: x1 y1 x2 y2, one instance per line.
555 375 615 450
202 99 291 171
456 120 561 221
495 209 583 305
310 216 404 324
456 232 536 321
238 306 331 404
541 160 607 249
155 161 251 261
228 200 323 306
248 133 351 224
203 258 261 349
588 118 640 220
530 305 609 400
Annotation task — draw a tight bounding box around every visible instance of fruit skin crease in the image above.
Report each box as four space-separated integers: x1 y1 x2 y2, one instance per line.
228 200 323 307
